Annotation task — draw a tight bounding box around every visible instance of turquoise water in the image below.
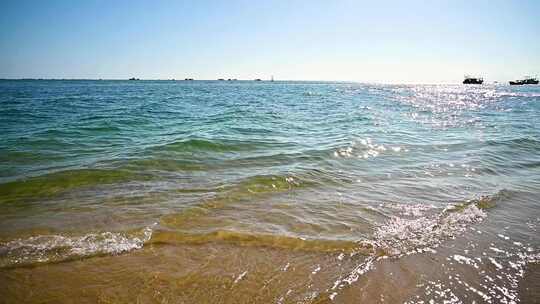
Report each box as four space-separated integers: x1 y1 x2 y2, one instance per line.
1 80 539 303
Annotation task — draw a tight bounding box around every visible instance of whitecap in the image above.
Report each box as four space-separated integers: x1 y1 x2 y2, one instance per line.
0 225 154 267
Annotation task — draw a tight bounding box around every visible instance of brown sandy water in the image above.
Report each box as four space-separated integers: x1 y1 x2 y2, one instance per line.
1 188 539 303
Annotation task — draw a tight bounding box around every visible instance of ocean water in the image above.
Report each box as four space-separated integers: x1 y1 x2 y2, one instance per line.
0 80 539 303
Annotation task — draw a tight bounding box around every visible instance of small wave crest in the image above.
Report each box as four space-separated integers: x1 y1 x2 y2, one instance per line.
372 191 505 257
0 226 154 268
368 191 508 256
148 230 370 254
327 193 500 298
373 204 486 256
333 137 406 159
153 138 277 153
0 168 152 204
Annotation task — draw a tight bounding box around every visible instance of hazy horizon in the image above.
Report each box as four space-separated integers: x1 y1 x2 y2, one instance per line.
0 78 523 85
1 0 539 83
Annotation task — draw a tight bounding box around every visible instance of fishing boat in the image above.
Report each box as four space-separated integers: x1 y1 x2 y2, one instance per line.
509 76 539 85
463 75 483 84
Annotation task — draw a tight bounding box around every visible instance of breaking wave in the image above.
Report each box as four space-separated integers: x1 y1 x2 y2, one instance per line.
327 193 504 297
373 204 486 256
0 225 154 268
0 191 507 273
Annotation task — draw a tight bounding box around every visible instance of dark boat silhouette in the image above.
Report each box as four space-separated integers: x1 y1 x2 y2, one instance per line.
184 78 194 81
128 77 140 81
463 75 483 84
254 79 262 81
509 76 539 85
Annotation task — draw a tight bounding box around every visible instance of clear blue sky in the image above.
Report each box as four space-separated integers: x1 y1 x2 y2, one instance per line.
1 0 539 83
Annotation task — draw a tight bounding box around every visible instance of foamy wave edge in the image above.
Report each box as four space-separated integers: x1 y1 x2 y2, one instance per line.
327 202 490 298
0 225 155 268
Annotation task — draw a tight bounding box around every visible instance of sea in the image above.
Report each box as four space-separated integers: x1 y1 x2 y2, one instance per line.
0 80 539 303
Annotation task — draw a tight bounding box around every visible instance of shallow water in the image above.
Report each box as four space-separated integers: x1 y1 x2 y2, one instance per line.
0 80 539 303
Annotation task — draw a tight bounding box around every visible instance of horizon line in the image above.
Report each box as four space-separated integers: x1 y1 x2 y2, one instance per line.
0 78 516 85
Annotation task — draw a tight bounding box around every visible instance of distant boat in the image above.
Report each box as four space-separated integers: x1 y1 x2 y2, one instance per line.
463 75 483 84
128 77 140 81
218 78 225 81
254 78 262 81
509 76 539 85
184 78 194 81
